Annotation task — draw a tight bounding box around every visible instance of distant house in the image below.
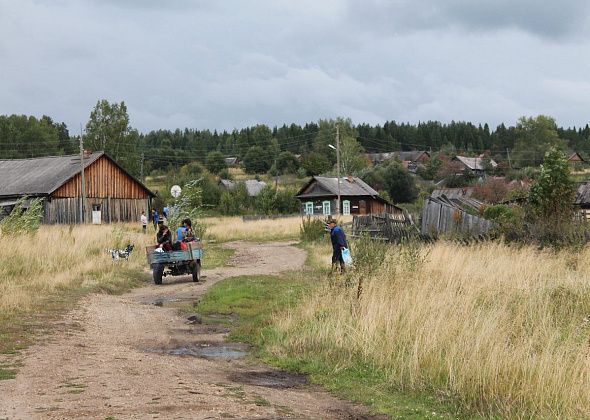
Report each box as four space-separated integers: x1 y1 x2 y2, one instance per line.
218 179 267 197
295 176 403 216
0 152 154 224
568 152 585 168
224 157 239 166
366 150 430 166
453 155 497 175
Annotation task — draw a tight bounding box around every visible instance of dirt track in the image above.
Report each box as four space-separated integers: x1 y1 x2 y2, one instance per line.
0 241 383 420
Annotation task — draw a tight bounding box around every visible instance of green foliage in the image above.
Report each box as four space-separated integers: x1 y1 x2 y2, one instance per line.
301 152 331 176
85 99 140 176
299 217 326 242
167 179 207 239
528 147 577 245
243 146 272 174
383 161 418 203
340 136 369 175
351 234 389 274
0 114 72 159
0 197 43 236
483 204 526 241
275 151 300 175
219 183 250 216
205 151 226 174
416 155 442 180
513 115 567 167
253 186 300 215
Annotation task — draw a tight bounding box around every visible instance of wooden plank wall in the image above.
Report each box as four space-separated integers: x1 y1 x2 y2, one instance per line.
52 155 149 199
420 198 494 237
44 198 149 224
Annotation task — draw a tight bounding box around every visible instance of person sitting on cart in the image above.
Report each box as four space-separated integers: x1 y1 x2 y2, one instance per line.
182 218 196 242
176 221 186 243
156 223 173 252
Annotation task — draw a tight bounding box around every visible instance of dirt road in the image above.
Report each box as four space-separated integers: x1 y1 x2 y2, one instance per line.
0 241 383 420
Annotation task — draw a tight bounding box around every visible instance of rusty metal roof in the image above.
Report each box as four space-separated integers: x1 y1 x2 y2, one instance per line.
0 152 154 198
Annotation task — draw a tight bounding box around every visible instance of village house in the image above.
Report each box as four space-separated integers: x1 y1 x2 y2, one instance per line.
568 152 585 168
295 175 403 216
453 155 498 176
366 150 430 166
0 152 154 224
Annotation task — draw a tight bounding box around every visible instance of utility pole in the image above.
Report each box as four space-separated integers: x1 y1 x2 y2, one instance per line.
506 148 512 169
79 125 86 224
140 152 145 182
336 125 341 216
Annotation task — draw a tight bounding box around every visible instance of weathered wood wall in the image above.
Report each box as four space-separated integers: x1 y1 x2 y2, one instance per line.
421 197 494 237
44 197 149 224
52 155 149 199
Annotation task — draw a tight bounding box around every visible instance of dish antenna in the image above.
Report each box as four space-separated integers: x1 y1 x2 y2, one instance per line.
170 185 182 198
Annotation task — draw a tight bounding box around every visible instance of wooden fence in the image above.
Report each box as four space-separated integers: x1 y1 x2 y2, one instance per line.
351 213 420 242
421 196 494 237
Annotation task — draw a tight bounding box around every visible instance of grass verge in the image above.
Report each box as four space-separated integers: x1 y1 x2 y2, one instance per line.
195 267 467 418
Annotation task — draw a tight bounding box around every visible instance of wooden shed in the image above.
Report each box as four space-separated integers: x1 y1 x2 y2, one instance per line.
0 152 154 224
295 176 403 217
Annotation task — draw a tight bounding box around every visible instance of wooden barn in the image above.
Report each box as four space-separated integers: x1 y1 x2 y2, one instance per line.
295 176 403 217
0 152 154 224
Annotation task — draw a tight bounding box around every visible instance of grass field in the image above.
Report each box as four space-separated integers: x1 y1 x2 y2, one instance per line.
0 224 152 355
267 240 590 418
203 215 303 242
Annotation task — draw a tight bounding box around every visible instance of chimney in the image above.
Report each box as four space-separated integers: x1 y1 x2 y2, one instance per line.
83 149 92 158
347 175 354 183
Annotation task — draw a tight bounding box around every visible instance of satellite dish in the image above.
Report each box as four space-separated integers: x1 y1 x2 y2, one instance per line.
170 185 182 198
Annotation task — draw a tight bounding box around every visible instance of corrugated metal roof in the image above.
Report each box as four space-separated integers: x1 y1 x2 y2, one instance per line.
575 181 590 205
454 156 498 171
0 152 103 197
296 176 380 198
244 180 266 196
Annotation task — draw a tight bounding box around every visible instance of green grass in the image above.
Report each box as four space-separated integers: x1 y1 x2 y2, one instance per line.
195 268 470 418
196 273 309 344
202 244 235 269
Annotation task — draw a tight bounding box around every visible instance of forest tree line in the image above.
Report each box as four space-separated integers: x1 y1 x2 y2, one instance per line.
1 100 589 178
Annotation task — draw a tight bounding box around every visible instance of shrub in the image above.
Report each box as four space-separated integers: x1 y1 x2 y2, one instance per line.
300 217 326 242
0 197 43 236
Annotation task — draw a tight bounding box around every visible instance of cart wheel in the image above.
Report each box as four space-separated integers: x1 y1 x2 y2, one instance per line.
153 263 164 285
192 261 201 282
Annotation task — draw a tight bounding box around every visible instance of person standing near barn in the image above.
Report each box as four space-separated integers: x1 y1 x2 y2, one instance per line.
327 218 347 273
140 210 148 234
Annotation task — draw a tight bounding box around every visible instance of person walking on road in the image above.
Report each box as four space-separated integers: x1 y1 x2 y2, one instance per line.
140 211 148 234
327 218 347 273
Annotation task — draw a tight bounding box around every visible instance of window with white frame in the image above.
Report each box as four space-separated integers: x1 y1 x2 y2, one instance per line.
342 200 350 215
322 200 331 215
305 202 314 215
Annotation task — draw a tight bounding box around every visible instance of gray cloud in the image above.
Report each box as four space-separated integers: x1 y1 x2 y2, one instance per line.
346 0 590 39
0 0 589 133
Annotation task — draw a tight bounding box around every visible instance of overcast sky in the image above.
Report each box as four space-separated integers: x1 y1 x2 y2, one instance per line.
1 0 590 132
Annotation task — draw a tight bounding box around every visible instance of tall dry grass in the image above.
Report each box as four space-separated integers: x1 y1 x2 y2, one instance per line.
273 241 590 418
204 216 303 242
203 215 353 243
0 224 150 314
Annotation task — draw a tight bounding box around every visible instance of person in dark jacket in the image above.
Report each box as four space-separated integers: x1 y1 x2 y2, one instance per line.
328 218 347 273
156 224 172 251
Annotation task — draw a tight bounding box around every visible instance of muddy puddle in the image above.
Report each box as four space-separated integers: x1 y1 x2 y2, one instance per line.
149 297 196 309
229 369 308 389
144 342 249 360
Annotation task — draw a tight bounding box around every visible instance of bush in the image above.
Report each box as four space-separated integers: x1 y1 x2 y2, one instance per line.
205 151 227 174
0 197 43 236
299 217 326 242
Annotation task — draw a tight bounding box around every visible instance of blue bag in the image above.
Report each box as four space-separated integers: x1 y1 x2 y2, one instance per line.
341 248 353 266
